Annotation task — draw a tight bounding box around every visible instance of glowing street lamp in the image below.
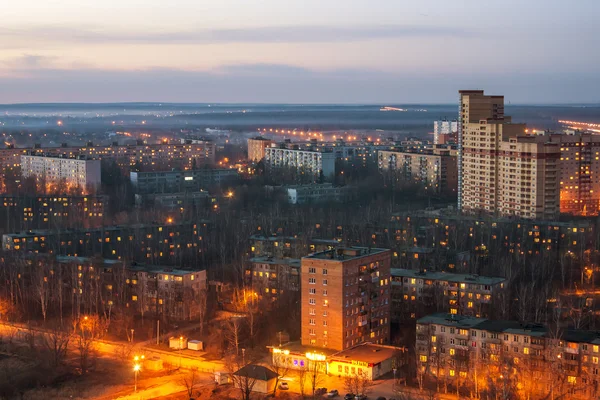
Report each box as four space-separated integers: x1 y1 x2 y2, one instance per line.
133 363 141 392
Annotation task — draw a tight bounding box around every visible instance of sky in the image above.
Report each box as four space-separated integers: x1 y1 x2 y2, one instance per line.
1 0 599 104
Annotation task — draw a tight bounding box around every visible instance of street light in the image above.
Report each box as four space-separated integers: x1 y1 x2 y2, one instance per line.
133 363 141 392
179 336 184 367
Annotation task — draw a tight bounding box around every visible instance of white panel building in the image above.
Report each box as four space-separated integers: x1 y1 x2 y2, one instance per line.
21 154 101 193
433 119 458 145
264 146 335 181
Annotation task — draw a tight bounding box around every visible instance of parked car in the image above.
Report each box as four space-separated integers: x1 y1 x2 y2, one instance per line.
344 394 355 400
327 389 339 397
355 395 368 400
316 387 328 395
278 382 289 390
376 397 387 400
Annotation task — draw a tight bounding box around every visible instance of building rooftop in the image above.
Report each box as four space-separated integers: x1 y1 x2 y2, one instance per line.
55 256 122 266
329 344 400 365
391 268 506 286
417 313 485 329
3 221 207 239
249 235 298 242
304 246 390 261
127 263 204 276
272 341 339 357
249 256 301 268
233 365 278 381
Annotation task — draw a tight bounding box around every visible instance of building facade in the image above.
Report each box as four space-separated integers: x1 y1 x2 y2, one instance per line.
547 132 600 216
301 247 392 351
378 147 458 193
130 168 238 194
1 140 215 172
390 269 505 322
248 137 275 162
246 256 301 298
264 145 336 183
21 154 101 193
285 183 356 204
459 90 560 219
0 195 105 233
416 313 600 399
433 119 458 145
2 221 210 265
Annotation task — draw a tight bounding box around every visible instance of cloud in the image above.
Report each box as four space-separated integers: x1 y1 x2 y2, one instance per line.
2 54 57 69
0 24 474 47
0 64 598 104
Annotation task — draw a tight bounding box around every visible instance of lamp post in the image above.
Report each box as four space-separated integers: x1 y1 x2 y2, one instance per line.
179 336 184 367
133 363 141 392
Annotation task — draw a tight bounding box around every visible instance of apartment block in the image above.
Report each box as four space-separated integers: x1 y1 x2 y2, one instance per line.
0 195 105 233
21 154 101 193
390 269 505 322
245 256 301 298
459 90 560 219
130 168 238 194
127 264 207 321
264 145 335 183
2 221 210 265
301 247 392 351
416 313 600 399
285 183 356 204
248 137 275 162
378 147 458 193
249 235 340 259
48 256 207 321
433 119 458 145
546 132 600 216
1 140 215 172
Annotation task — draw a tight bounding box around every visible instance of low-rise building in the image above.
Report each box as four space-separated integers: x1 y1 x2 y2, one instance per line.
269 342 402 381
391 269 506 321
232 365 278 394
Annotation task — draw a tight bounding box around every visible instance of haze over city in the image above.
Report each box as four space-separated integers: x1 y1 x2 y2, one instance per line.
2 2 600 400
1 0 599 103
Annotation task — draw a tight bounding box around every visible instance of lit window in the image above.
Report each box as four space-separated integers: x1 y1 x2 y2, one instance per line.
419 355 427 362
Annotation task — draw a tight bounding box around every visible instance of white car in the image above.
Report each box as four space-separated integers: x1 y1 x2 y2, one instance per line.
279 382 289 390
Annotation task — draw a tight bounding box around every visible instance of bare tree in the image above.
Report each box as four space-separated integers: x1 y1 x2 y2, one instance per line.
306 357 326 398
196 288 208 336
179 367 200 400
344 370 375 397
42 325 71 367
225 354 258 400
224 316 243 356
73 314 106 374
33 261 51 323
270 350 291 396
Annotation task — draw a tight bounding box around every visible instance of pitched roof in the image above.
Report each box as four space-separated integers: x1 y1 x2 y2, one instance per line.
233 365 278 381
